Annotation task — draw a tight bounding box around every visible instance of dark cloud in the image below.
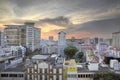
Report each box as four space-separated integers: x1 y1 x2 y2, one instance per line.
36 16 72 27
0 0 120 39
38 16 120 38
1 0 120 19
77 17 120 34
63 17 120 38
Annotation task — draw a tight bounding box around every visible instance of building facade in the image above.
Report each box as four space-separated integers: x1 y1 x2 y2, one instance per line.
26 54 64 80
26 61 63 80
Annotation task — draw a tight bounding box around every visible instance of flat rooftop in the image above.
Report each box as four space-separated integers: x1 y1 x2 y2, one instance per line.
0 56 16 62
1 62 25 72
32 55 50 60
77 63 110 73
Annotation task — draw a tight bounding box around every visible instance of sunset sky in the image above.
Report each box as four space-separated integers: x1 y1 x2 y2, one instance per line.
0 0 120 40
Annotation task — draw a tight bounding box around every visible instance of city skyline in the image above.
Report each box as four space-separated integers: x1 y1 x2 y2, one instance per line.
0 0 120 39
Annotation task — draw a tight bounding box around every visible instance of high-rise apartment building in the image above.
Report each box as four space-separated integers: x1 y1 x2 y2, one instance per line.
4 22 41 51
25 22 41 51
112 31 120 48
58 31 66 57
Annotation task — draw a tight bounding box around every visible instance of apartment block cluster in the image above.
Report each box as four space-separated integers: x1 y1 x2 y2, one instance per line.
4 22 40 51
0 21 120 80
0 22 41 57
0 22 41 80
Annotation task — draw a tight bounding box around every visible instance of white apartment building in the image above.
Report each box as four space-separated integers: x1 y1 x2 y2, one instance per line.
112 31 120 48
58 31 66 57
25 22 41 51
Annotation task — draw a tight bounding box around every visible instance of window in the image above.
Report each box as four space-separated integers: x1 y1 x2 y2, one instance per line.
50 69 52 73
49 75 53 78
40 69 42 73
45 75 47 80
9 74 17 77
40 75 42 80
56 75 59 80
29 75 32 80
29 68 32 73
56 68 59 73
45 68 47 73
1 74 8 77
34 69 37 73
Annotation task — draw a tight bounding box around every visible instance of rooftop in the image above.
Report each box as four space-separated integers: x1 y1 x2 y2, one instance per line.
0 56 16 62
0 62 25 72
77 63 110 73
32 55 50 60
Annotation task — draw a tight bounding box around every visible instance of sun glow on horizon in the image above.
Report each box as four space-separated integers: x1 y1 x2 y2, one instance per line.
39 23 66 32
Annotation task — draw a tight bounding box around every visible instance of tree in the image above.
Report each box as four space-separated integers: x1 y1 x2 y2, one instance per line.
77 52 84 59
76 52 84 62
94 72 120 80
64 46 78 59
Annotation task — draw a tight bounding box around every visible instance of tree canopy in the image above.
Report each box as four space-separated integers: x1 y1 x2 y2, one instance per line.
94 72 120 80
64 46 78 59
77 52 84 59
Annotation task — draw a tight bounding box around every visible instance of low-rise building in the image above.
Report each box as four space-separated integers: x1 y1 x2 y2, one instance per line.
26 54 63 80
0 59 25 80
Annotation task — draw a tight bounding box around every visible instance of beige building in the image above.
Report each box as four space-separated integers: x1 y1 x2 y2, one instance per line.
4 25 26 46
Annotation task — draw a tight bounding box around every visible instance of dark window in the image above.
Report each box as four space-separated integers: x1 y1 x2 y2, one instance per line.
56 68 59 73
56 75 59 80
78 74 80 78
29 68 32 73
40 75 42 80
49 75 53 78
45 75 47 80
29 75 32 80
40 69 42 73
9 74 17 77
1 74 8 77
45 68 47 73
83 74 85 78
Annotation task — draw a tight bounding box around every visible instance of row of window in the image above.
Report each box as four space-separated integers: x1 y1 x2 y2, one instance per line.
67 74 94 78
1 74 24 77
28 75 61 80
28 68 62 74
78 74 94 78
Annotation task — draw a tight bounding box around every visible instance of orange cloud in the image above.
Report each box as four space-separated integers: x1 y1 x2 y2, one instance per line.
67 32 93 39
39 23 66 32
